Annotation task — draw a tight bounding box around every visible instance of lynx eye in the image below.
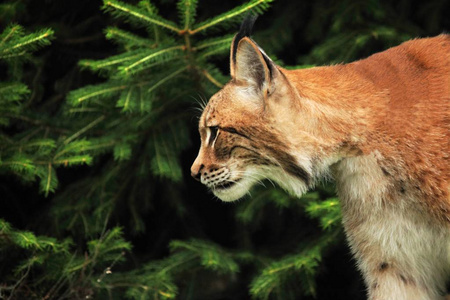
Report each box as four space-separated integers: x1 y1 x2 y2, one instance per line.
208 126 219 145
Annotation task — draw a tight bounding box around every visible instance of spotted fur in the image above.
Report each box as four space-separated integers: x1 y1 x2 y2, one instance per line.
191 22 450 299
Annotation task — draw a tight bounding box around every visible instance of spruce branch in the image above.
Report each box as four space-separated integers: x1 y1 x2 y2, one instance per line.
250 231 341 299
200 68 224 88
305 198 341 230
177 0 198 30
105 27 152 48
151 130 181 181
80 51 150 74
119 45 184 75
120 56 181 78
193 35 234 51
198 64 228 90
0 24 25 46
63 115 106 144
0 27 54 59
138 0 160 16
68 83 127 104
113 143 132 161
42 163 57 196
190 0 273 35
149 118 190 181
1 153 36 174
170 239 240 274
0 82 30 102
1 219 72 253
117 86 137 112
51 156 93 166
55 140 91 158
8 28 54 51
147 66 187 94
103 0 181 33
198 44 230 59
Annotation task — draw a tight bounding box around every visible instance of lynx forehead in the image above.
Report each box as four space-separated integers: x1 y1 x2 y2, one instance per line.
191 16 450 300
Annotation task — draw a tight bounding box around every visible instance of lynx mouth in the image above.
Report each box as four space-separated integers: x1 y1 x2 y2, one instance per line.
213 178 242 191
210 173 257 202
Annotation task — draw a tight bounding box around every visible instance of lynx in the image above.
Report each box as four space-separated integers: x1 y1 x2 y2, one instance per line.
191 17 450 300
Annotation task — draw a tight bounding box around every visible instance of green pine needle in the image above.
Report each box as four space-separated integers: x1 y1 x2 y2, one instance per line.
79 50 150 75
194 34 234 52
147 66 187 94
105 26 152 47
119 45 184 75
0 27 54 59
0 82 30 101
103 0 181 33
305 198 341 230
113 143 132 161
190 0 273 34
37 163 58 196
177 0 198 30
67 82 127 104
170 239 240 275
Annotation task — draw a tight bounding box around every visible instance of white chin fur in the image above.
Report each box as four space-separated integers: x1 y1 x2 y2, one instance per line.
212 177 254 202
211 167 310 202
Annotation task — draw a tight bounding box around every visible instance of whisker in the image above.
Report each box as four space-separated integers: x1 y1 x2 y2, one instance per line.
193 93 209 110
188 94 209 117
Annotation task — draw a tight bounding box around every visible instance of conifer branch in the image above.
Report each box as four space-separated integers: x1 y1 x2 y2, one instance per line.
105 27 152 47
103 0 181 33
51 156 92 166
9 29 54 51
190 0 273 35
0 82 30 101
63 115 106 145
193 35 234 51
120 45 184 75
0 24 23 46
70 84 127 103
121 87 134 111
147 66 187 94
177 0 198 30
80 51 148 72
122 56 180 77
54 140 91 159
44 163 53 196
200 69 223 88
0 28 54 59
0 51 26 60
67 108 103 113
305 198 341 230
199 45 230 59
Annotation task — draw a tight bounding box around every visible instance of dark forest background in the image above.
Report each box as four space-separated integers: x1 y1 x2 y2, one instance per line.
0 0 449 299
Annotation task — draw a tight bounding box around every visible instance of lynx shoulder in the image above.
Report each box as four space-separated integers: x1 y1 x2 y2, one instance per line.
191 17 449 300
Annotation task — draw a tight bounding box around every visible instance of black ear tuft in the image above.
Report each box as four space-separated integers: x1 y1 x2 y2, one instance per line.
238 14 258 38
232 14 258 65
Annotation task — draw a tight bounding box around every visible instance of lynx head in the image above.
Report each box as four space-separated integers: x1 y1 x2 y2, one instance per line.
191 17 328 202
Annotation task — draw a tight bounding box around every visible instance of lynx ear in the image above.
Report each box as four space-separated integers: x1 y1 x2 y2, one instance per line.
229 15 278 94
233 37 275 92
230 15 257 78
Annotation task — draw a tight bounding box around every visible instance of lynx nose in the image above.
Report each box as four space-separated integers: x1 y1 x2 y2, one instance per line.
191 163 204 182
